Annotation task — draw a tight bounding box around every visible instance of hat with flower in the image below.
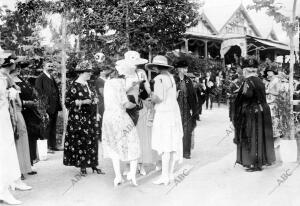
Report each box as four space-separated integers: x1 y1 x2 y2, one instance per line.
1 53 19 68
75 60 93 73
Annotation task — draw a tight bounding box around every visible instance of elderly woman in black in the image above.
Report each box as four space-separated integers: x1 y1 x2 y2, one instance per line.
63 60 104 176
234 59 275 172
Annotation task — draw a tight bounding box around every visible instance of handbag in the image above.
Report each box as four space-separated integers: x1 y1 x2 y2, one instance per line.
139 80 149 100
126 95 140 125
37 139 48 161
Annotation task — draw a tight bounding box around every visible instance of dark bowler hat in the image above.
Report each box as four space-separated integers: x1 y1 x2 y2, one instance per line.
174 59 189 68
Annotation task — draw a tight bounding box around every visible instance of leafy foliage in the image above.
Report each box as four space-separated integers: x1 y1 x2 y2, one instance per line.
247 0 298 37
0 0 50 54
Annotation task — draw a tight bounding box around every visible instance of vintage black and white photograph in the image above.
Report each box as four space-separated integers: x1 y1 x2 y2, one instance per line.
0 0 299 205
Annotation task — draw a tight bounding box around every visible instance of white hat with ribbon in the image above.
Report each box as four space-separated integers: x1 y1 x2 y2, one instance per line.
115 51 148 76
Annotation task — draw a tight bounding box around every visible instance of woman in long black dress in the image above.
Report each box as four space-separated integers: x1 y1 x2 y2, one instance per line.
233 59 275 172
63 60 104 176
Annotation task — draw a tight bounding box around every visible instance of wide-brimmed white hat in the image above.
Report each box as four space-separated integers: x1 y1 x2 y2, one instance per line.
115 51 148 76
115 60 136 76
116 50 148 66
145 55 174 72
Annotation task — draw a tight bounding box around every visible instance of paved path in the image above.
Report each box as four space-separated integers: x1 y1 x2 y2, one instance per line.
13 105 300 206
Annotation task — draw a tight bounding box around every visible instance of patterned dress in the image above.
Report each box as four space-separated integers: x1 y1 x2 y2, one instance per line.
266 77 281 142
102 78 140 161
63 81 99 168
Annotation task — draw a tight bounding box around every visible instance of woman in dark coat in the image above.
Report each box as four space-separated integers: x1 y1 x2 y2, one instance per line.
63 60 104 176
233 59 275 172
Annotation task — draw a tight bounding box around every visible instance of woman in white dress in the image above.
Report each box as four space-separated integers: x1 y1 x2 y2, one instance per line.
101 60 140 186
119 51 158 175
146 55 183 185
0 54 31 205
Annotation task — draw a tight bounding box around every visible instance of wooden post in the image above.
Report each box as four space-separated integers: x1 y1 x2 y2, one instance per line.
61 13 67 148
148 45 152 81
289 0 299 161
184 38 189 53
204 40 208 59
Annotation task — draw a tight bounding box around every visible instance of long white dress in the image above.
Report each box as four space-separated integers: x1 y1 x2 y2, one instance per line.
151 73 183 162
102 78 140 161
0 75 21 191
135 69 158 164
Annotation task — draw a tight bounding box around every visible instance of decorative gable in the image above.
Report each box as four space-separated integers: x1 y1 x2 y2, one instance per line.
219 5 261 37
187 13 218 35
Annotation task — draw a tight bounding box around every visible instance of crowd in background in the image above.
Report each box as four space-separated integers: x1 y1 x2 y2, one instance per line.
0 49 296 204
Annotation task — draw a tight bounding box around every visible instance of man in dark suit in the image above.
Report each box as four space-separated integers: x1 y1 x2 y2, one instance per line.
174 60 198 159
35 62 62 153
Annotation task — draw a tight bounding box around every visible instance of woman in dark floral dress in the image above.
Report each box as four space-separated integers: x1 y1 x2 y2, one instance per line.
63 60 104 176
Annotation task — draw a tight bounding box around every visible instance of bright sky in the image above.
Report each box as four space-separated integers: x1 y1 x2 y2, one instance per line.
1 0 299 45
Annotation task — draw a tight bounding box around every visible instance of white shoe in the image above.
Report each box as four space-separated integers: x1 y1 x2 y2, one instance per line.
10 181 32 191
153 177 169 186
113 176 124 187
126 173 138 186
0 190 22 205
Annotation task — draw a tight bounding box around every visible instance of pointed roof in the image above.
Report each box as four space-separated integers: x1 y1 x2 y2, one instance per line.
266 28 279 41
186 12 219 36
218 4 261 37
199 12 218 35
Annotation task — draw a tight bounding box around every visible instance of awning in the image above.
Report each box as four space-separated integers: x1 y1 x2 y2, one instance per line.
253 38 290 51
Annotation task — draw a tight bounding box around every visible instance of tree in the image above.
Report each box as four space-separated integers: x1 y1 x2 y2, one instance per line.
248 0 299 160
0 0 50 55
103 0 200 57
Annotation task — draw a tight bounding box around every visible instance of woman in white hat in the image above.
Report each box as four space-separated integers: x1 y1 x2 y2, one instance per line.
146 55 183 185
0 54 32 205
116 51 157 176
101 59 141 186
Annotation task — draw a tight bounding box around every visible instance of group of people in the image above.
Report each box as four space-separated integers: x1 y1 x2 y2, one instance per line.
1 47 289 205
0 52 63 204
62 51 204 187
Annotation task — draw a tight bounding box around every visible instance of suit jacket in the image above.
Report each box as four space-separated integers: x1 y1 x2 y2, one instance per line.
175 75 198 121
35 73 61 115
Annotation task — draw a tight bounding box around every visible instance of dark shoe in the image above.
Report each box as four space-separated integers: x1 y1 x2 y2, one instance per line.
47 149 54 154
183 154 191 159
92 167 105 175
28 171 37 175
246 167 262 172
21 174 25 180
80 168 87 177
